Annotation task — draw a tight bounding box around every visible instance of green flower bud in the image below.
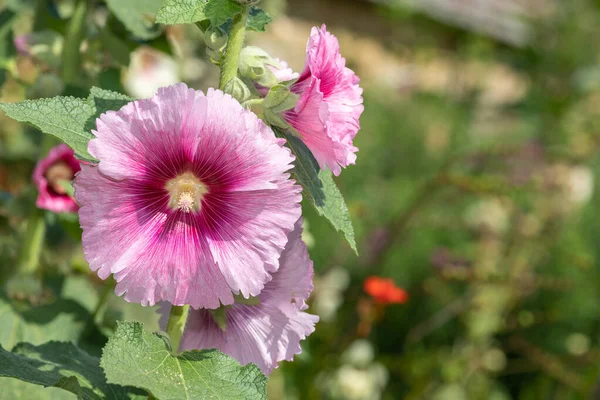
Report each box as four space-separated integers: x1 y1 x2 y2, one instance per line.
205 26 228 51
223 77 252 103
239 46 281 88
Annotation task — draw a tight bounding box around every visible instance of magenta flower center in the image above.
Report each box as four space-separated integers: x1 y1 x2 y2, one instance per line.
165 172 208 213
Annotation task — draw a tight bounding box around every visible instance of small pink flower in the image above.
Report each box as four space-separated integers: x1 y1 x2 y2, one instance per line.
33 144 81 213
161 219 318 374
73 83 302 309
284 25 364 176
13 34 31 55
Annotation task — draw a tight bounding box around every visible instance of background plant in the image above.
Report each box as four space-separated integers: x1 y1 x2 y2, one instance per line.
2 0 600 399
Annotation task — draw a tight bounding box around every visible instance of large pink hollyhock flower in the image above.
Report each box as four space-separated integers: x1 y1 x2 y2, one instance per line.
73 83 302 309
284 25 364 176
160 219 318 374
33 144 81 213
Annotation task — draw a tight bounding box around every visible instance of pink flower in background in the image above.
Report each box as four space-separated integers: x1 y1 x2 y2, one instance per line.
161 219 318 374
73 84 301 309
13 34 31 55
33 144 80 213
284 25 364 176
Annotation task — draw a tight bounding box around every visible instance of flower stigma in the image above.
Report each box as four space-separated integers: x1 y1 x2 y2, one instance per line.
165 172 208 213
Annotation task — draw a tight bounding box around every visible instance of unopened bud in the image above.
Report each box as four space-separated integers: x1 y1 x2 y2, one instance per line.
239 46 280 88
223 77 252 103
205 26 228 51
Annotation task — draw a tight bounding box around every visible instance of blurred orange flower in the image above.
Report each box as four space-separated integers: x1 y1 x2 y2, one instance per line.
363 277 409 305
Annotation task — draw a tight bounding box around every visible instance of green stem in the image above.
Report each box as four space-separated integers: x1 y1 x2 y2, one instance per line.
218 6 249 91
166 305 190 354
17 207 46 274
91 279 114 322
61 0 89 84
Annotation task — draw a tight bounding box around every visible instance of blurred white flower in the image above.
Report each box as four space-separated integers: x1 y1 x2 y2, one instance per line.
124 47 179 99
182 57 207 82
464 198 510 234
334 366 377 400
330 362 389 400
566 165 594 207
342 340 375 368
314 266 350 322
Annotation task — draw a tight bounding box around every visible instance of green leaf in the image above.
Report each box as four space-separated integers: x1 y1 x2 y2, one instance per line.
105 0 163 40
87 87 132 121
0 88 132 162
101 321 268 400
0 377 74 400
204 0 242 27
155 0 207 25
0 96 95 161
275 129 358 253
0 341 146 400
0 294 90 350
246 7 271 32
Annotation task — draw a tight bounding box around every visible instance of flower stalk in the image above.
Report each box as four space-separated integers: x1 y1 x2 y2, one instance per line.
17 207 45 274
166 305 190 354
61 0 88 84
218 6 249 92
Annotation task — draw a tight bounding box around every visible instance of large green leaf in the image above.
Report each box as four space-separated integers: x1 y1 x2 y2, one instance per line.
0 294 90 351
0 341 145 400
204 0 241 27
276 130 358 253
105 0 163 40
101 321 268 400
155 0 207 25
0 88 132 162
156 0 271 35
0 96 96 161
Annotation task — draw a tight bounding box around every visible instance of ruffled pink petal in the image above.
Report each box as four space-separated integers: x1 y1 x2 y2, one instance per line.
74 84 302 308
285 77 344 176
88 84 208 181
271 59 299 83
33 144 80 213
286 25 363 176
164 219 318 374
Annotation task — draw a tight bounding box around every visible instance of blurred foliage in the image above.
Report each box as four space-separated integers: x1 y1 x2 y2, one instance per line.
2 0 600 399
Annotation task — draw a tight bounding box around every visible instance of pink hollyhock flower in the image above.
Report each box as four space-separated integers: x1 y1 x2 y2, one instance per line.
284 25 364 176
160 219 318 374
33 144 81 213
14 34 31 55
73 83 301 308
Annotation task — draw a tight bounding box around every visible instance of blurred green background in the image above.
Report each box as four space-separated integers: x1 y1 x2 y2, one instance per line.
2 0 600 399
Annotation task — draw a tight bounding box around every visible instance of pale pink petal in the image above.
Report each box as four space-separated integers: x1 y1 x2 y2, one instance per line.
163 219 319 374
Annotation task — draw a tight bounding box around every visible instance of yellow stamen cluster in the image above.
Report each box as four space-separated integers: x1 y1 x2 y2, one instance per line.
165 172 208 213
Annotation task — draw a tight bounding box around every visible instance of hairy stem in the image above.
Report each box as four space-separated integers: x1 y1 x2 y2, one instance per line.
61 0 88 84
17 207 45 274
218 6 249 91
166 305 190 354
